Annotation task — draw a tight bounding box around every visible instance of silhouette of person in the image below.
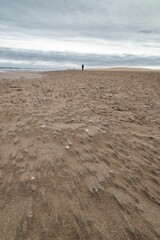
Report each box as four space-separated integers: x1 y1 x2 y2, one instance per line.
82 64 84 71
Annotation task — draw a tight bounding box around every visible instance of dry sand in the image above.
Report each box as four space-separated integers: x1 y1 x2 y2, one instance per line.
0 69 160 240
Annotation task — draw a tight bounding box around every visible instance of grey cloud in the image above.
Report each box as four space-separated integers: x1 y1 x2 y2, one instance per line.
0 47 159 69
0 0 160 42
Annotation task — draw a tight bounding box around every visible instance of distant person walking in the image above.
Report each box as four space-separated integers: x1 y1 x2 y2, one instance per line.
82 64 84 71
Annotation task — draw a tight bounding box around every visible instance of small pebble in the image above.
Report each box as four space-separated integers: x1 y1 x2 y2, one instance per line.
27 212 33 218
41 125 47 128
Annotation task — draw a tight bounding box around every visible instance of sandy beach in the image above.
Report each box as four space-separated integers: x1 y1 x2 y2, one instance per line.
0 69 160 240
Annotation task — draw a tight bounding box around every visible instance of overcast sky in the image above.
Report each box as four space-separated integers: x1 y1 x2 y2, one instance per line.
0 0 160 69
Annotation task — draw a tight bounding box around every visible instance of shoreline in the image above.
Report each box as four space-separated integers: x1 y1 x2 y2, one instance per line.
0 66 160 74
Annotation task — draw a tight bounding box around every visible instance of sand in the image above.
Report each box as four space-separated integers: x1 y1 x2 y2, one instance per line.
0 69 160 240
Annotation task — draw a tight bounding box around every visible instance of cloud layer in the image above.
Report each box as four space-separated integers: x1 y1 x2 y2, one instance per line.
1 0 160 40
0 0 160 68
0 47 159 70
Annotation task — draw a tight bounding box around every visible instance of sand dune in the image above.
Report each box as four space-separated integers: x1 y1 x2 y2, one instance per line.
88 67 160 72
0 70 160 240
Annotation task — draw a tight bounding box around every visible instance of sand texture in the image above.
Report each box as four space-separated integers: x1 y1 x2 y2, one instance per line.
0 70 160 240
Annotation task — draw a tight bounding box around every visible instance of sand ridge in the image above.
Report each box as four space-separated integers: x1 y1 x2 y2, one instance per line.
0 70 160 239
